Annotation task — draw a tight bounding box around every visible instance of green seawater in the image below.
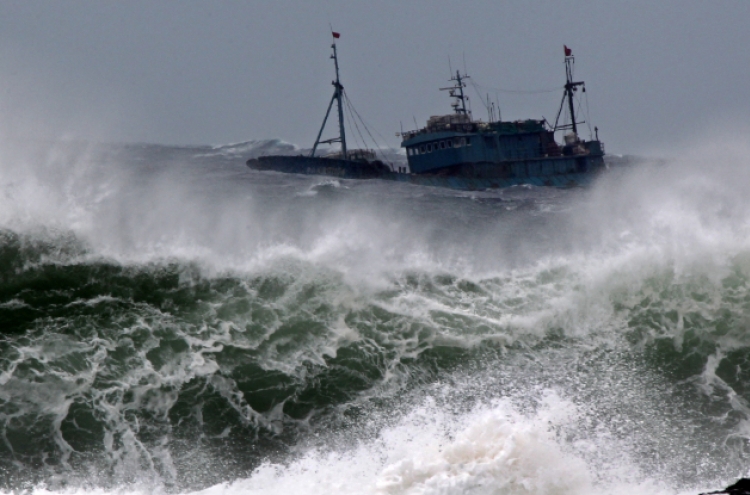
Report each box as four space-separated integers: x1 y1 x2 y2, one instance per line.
2 139 750 494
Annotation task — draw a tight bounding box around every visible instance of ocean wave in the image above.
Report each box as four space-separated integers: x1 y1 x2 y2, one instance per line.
199 139 300 160
4 134 750 491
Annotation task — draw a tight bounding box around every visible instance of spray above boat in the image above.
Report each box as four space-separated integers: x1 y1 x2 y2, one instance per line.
246 34 606 190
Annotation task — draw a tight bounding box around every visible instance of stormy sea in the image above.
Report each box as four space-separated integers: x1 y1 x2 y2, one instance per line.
2 136 750 495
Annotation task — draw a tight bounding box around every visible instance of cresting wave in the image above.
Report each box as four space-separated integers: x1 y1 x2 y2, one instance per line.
2 135 750 494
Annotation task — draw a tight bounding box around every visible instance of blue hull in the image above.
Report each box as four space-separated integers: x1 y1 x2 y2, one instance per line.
246 155 604 191
383 171 597 190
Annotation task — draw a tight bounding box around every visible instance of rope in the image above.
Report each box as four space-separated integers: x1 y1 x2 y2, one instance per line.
471 79 563 95
584 89 593 139
344 94 369 151
343 91 367 152
469 81 492 118
576 96 584 127
344 92 396 167
567 89 593 139
346 93 378 150
357 108 398 152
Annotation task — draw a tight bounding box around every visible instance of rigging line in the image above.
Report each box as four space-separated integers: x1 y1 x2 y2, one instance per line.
344 93 370 151
575 95 585 127
343 92 367 152
471 79 563 95
342 106 362 152
342 92 364 152
573 93 592 139
469 80 491 116
345 92 385 149
345 92 395 165
346 96 393 167
345 91 399 167
584 89 593 139
573 95 584 136
360 111 398 156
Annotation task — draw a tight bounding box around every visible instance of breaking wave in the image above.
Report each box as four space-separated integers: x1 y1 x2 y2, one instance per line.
2 135 750 494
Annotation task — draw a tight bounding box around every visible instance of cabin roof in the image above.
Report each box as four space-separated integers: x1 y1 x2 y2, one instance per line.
401 119 547 146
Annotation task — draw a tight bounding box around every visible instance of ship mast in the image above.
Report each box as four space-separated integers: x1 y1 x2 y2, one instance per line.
311 33 348 159
441 70 470 117
553 46 585 137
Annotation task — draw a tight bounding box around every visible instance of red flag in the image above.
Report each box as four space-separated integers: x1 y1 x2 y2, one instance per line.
564 45 572 57
332 31 340 39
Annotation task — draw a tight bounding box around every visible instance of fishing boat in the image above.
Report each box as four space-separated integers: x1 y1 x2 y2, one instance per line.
246 35 605 190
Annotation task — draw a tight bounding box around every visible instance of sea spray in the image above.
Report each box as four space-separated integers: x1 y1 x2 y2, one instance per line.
3 135 750 492
193 394 593 495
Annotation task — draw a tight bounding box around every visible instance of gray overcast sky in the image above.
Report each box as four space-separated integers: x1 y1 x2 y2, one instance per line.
0 0 748 154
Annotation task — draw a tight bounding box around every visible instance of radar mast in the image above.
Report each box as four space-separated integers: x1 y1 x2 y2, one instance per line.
440 70 470 118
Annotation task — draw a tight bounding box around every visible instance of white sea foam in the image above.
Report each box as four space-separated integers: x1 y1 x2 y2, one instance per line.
4 130 750 288
177 391 680 495
4 131 750 492
0 384 713 495
201 139 300 159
